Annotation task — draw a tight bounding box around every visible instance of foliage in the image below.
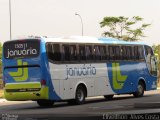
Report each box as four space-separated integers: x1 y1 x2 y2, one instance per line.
152 44 160 63
100 16 151 41
0 42 1 60
0 89 3 98
152 45 160 87
0 42 2 89
152 45 160 55
0 42 2 70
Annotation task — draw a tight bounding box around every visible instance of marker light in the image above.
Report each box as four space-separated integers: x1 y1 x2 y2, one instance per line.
41 80 46 86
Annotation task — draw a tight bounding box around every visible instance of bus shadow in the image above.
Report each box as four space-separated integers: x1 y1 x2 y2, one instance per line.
85 95 151 104
20 94 153 110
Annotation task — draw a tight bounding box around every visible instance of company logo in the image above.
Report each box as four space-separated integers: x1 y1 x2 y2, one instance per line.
6 48 37 58
66 64 96 79
112 63 128 90
9 59 28 81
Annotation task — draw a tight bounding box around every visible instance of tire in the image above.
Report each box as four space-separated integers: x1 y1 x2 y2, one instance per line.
104 95 114 100
133 82 145 97
74 86 86 105
37 100 54 107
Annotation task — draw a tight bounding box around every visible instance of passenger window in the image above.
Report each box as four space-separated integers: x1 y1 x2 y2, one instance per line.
61 45 65 61
46 43 61 61
46 43 53 60
121 46 127 60
145 46 157 76
134 46 139 60
94 45 101 60
100 46 106 60
109 46 114 60
115 46 120 60
106 46 109 60
134 46 144 60
52 44 61 61
126 46 132 60
69 45 77 61
62 44 70 61
85 45 92 60
131 46 135 60
79 45 86 60
138 46 144 60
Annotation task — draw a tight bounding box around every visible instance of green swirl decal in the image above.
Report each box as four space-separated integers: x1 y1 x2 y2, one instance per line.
9 59 28 81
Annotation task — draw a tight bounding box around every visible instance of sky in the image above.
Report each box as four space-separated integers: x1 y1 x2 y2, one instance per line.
0 0 160 45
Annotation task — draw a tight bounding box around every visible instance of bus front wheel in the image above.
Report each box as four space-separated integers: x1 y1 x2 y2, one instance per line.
37 100 54 107
133 81 145 97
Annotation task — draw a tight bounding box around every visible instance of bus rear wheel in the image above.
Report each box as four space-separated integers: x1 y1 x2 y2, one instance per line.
133 81 145 97
69 86 86 105
104 95 114 100
37 100 54 107
68 86 86 105
75 86 86 104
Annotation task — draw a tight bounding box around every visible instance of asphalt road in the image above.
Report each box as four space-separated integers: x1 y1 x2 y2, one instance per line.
0 90 160 120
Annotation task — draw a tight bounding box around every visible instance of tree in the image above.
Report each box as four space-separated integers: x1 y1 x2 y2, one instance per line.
152 44 160 62
0 42 2 84
0 42 2 59
100 16 151 41
152 44 160 87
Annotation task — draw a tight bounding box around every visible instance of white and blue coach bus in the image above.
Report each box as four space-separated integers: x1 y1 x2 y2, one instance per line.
2 36 158 106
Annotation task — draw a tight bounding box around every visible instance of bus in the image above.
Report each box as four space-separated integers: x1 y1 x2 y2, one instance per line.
2 36 158 106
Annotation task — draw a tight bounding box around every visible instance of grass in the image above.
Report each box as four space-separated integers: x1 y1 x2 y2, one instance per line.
0 89 4 98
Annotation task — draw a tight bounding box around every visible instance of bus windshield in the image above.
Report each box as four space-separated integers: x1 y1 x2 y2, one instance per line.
3 39 40 59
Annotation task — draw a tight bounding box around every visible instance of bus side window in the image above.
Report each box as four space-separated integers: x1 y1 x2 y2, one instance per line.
131 46 135 60
126 46 132 60
134 46 139 60
52 44 61 61
62 44 70 61
94 45 101 60
85 45 92 60
138 46 144 60
46 43 53 60
145 45 157 76
109 46 114 60
121 46 127 60
100 46 106 60
115 46 120 60
69 45 77 61
76 45 80 61
106 46 109 60
61 45 65 61
79 45 86 61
